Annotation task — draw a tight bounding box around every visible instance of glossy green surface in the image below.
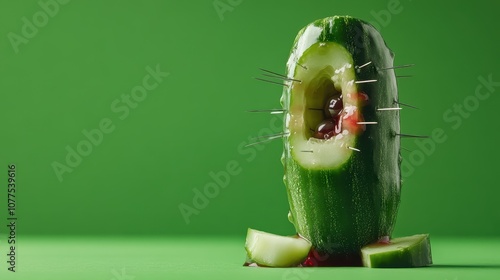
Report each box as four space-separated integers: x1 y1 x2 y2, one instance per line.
283 16 400 254
0 237 499 279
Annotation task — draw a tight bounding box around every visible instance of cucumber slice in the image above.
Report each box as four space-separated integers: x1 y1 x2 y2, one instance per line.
245 228 312 267
361 234 433 268
282 16 401 259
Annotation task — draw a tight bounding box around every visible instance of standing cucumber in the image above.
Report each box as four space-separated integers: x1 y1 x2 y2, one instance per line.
282 16 401 263
244 15 431 268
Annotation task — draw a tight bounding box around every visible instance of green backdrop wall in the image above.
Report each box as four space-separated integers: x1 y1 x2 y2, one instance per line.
1 0 499 238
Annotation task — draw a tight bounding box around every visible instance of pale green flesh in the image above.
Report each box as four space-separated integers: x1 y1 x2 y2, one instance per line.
361 234 433 268
286 42 359 170
245 228 312 267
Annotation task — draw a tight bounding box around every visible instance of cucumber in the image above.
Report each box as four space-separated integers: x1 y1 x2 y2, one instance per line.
282 16 401 260
361 234 433 268
245 228 312 267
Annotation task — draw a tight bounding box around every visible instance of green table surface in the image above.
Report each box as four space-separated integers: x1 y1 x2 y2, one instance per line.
1 236 499 280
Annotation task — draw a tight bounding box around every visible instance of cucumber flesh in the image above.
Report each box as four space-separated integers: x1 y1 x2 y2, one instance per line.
288 42 358 169
361 234 432 268
245 228 312 267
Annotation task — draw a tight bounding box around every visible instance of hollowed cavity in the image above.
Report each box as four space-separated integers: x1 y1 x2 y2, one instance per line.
305 75 344 140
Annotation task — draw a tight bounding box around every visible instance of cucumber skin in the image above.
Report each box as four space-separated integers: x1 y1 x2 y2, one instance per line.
282 16 401 255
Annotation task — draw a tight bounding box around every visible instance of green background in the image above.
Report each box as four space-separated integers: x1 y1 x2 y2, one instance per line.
0 0 499 279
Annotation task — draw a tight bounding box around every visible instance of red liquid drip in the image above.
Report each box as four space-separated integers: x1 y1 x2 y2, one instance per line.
301 249 363 267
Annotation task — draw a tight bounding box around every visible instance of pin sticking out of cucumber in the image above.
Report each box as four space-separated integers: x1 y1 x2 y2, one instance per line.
245 15 431 268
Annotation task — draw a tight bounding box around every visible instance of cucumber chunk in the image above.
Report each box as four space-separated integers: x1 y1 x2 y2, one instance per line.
245 228 312 267
361 234 432 268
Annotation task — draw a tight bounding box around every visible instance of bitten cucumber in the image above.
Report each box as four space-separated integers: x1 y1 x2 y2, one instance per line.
282 16 401 258
243 16 433 269
361 234 433 268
